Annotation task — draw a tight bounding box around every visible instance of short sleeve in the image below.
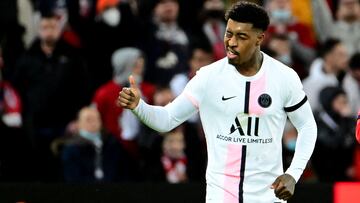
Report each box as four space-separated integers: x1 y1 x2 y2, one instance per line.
283 69 307 112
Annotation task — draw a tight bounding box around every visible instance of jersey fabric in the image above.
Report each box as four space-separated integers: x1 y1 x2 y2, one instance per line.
132 52 317 203
183 53 309 203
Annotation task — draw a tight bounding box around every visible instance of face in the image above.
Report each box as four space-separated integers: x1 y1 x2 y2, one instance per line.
337 0 360 21
78 108 102 133
332 94 351 117
153 87 174 106
189 48 214 73
154 0 179 23
327 43 349 72
162 129 185 159
39 17 61 46
224 19 264 67
133 56 144 75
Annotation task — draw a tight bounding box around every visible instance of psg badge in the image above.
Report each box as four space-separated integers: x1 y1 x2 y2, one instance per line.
258 93 272 108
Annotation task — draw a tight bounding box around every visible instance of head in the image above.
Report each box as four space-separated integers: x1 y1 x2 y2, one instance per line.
319 39 349 73
200 0 225 21
162 127 185 159
266 0 292 24
38 13 62 47
153 86 174 106
349 52 360 84
189 41 214 75
77 107 102 134
97 0 121 27
267 34 292 65
336 0 360 23
153 0 179 23
112 47 144 85
224 1 269 68
320 86 350 118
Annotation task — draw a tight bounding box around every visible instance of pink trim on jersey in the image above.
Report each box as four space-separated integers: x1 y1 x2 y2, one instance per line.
223 144 242 203
184 92 199 109
249 73 266 115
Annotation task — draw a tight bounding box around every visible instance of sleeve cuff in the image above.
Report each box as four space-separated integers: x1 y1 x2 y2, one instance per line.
285 168 303 182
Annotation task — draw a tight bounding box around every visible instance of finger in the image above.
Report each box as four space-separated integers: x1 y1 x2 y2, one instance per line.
271 178 281 189
129 75 137 89
277 189 290 200
118 97 133 104
274 182 286 196
119 102 129 108
120 91 133 100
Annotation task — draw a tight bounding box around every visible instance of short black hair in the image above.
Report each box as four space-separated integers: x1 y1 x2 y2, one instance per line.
225 1 269 31
349 52 360 70
318 38 341 58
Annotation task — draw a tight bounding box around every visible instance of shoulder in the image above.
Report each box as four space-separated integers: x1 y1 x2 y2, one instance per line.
196 57 228 77
264 53 299 79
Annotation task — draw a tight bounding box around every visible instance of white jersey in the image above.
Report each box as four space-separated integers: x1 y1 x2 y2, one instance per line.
183 53 307 203
132 52 317 203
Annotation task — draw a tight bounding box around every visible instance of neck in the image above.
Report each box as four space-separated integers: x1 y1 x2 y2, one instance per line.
323 62 337 75
236 50 263 76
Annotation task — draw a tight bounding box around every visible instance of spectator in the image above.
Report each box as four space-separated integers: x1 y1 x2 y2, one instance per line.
303 38 349 112
145 126 188 183
198 0 227 60
142 0 190 86
12 12 91 181
311 0 360 55
58 107 130 182
343 53 360 117
265 0 316 77
92 47 155 159
312 86 356 182
0 47 31 181
170 40 214 97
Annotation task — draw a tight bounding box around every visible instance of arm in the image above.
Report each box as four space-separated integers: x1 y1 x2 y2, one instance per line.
272 100 317 201
132 94 198 133
118 75 198 133
285 100 317 181
311 0 335 43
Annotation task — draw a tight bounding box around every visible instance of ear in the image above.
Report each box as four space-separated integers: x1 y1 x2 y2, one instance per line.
256 32 265 46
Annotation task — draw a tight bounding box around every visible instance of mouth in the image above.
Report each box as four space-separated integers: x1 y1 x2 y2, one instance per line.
227 49 239 59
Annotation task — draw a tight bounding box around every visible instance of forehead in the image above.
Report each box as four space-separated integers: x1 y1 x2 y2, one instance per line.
40 18 58 25
226 19 255 32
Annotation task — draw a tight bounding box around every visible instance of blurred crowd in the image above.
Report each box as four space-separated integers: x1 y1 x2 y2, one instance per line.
0 0 359 183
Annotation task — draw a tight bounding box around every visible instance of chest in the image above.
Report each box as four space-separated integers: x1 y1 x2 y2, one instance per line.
203 73 285 119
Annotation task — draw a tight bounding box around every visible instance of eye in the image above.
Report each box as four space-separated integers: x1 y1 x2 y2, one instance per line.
225 31 232 38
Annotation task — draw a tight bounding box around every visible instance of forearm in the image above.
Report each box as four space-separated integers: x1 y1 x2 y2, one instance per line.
285 102 317 181
132 93 198 133
311 0 334 42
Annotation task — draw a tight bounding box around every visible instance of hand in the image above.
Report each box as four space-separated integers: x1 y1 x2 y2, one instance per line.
117 75 141 110
271 174 296 201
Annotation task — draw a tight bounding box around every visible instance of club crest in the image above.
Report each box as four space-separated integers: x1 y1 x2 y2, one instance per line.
258 93 272 108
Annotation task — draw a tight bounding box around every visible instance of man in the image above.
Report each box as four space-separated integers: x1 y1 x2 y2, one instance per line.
303 38 349 112
13 12 90 181
311 0 360 55
118 2 317 202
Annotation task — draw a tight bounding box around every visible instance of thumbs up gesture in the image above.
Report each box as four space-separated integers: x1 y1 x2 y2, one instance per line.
117 75 141 110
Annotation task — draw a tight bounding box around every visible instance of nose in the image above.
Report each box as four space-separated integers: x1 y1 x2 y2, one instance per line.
228 36 237 47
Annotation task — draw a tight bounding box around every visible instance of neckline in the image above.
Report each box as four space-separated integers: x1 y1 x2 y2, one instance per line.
229 52 267 81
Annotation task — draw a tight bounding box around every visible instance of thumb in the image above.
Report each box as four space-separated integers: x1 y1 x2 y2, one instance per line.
129 75 138 89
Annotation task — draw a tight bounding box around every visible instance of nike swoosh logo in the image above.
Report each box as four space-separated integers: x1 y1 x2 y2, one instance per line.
222 96 236 101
